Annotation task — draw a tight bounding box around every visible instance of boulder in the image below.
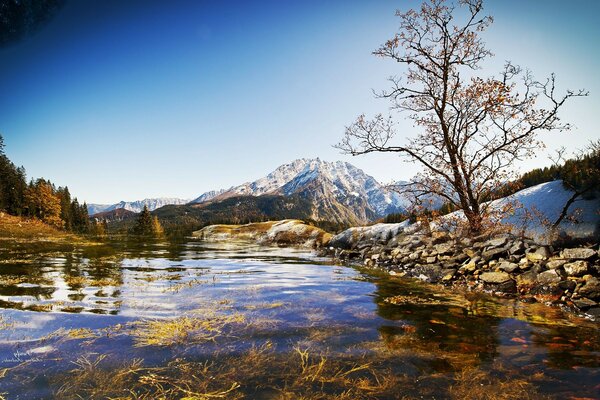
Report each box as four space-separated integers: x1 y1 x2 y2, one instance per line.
497 261 519 273
516 271 538 288
563 260 589 277
560 248 596 260
509 241 525 255
193 220 331 248
536 269 562 286
480 271 512 284
572 297 598 310
578 277 600 301
482 246 509 261
525 247 551 262
434 242 455 255
484 236 508 248
546 259 567 270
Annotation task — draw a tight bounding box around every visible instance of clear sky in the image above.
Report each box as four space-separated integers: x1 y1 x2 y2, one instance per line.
1 0 598 204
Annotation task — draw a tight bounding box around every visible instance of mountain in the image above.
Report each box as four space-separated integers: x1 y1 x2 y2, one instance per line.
88 197 190 215
192 158 407 224
90 208 138 223
87 204 112 216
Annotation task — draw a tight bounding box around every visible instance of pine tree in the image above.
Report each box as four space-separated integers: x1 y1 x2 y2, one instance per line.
133 205 164 237
0 134 27 215
134 205 154 236
57 186 73 231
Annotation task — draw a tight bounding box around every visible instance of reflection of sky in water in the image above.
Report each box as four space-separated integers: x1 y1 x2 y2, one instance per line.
0 241 598 399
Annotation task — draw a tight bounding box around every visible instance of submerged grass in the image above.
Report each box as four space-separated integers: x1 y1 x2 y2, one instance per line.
131 313 245 347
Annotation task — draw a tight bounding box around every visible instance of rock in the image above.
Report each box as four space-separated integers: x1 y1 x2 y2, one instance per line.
463 248 479 258
536 269 562 286
408 251 421 261
498 261 519 273
441 269 456 283
563 260 588 277
495 279 517 294
578 277 600 301
459 259 477 274
482 246 509 261
558 280 576 292
509 241 525 255
434 242 455 255
480 271 512 284
560 248 596 260
193 219 332 248
546 259 567 270
525 247 551 262
516 271 538 288
572 297 598 310
426 256 438 264
484 236 508 248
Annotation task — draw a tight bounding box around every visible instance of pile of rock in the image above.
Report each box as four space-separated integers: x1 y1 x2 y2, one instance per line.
327 230 600 318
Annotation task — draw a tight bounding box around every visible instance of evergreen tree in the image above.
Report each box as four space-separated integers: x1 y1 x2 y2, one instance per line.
0 134 27 215
57 186 73 230
70 199 90 233
133 205 163 237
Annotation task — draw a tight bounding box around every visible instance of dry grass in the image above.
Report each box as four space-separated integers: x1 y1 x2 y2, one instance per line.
0 213 64 239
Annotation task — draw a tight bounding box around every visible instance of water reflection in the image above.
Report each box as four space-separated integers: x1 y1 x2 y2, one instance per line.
0 240 598 398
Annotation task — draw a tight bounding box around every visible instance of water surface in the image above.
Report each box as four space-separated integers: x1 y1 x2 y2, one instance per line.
0 240 598 399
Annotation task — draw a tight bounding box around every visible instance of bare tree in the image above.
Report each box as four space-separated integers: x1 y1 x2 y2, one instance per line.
336 0 587 234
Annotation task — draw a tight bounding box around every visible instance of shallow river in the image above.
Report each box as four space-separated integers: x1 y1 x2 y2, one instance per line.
0 240 598 399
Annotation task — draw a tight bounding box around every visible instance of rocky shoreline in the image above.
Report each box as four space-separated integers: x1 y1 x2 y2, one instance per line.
323 226 600 320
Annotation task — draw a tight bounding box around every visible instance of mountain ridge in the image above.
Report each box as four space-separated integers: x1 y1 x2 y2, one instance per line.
191 158 407 224
89 158 408 224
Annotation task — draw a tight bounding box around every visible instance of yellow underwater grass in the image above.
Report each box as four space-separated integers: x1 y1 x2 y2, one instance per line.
131 313 245 347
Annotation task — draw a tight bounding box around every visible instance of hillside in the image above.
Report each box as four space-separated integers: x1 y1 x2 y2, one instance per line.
105 194 318 236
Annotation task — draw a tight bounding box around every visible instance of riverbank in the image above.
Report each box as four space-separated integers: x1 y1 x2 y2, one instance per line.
0 212 104 258
323 224 600 320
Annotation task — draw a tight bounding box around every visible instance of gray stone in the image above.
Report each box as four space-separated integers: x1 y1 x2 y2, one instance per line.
426 256 438 264
509 241 525 255
526 247 551 262
563 260 588 277
498 261 519 273
578 277 600 300
482 246 509 261
484 236 509 248
516 271 538 288
434 242 455 255
536 269 562 286
546 259 567 270
561 248 596 260
480 271 512 284
572 297 597 310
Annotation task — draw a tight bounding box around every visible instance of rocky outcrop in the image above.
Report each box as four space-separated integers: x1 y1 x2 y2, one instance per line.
193 220 332 248
326 226 600 319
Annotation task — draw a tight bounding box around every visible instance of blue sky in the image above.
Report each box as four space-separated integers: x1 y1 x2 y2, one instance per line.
1 0 598 204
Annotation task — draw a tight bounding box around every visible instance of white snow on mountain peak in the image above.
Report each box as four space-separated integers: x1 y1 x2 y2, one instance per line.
191 158 408 218
88 197 190 215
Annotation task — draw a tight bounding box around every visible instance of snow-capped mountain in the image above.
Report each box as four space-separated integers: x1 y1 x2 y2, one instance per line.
191 189 227 204
192 158 408 224
88 197 190 215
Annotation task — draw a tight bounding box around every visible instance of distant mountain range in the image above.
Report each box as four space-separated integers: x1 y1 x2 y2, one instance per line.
88 198 190 215
89 158 408 224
